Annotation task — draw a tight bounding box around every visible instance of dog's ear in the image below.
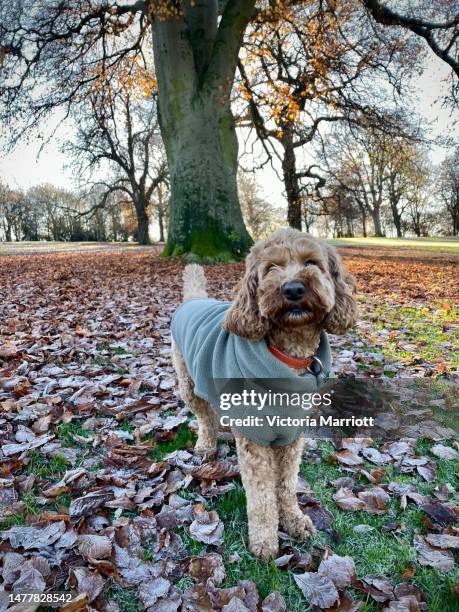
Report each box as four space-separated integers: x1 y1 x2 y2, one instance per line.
224 250 269 340
324 246 358 334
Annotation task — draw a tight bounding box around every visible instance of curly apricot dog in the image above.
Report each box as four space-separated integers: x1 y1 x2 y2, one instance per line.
171 228 357 559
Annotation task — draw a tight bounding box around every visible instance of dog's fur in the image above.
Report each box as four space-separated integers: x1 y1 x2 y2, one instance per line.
172 228 357 559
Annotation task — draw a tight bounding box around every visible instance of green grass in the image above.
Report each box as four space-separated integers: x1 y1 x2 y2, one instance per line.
20 491 42 516
25 450 69 477
93 356 108 366
120 420 135 434
104 584 140 612
88 460 104 472
215 486 307 609
92 343 132 368
301 450 459 610
358 302 459 372
0 489 48 530
148 424 196 461
173 441 459 611
56 420 93 446
176 486 307 608
110 345 129 355
0 512 28 530
327 236 459 254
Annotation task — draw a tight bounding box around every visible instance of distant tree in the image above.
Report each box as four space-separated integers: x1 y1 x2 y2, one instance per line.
0 183 22 241
401 159 435 237
236 0 420 230
320 119 426 237
26 185 85 241
437 149 459 235
238 172 284 239
68 85 167 245
0 179 141 243
151 183 169 243
83 186 136 241
19 194 41 241
323 126 392 236
319 181 361 238
106 192 131 242
385 140 427 238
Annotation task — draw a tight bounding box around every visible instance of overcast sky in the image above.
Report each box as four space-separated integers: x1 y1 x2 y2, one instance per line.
0 51 457 208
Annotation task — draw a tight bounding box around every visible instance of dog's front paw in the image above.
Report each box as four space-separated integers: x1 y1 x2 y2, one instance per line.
249 539 279 560
281 512 316 540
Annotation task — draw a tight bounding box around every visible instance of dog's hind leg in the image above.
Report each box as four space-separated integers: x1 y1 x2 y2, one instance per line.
188 394 219 457
273 438 316 540
172 343 218 456
234 433 279 559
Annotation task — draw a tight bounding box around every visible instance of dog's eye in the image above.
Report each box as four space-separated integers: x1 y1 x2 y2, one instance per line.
304 260 316 267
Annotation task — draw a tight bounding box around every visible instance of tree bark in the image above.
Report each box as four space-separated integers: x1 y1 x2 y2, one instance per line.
152 0 254 259
447 199 459 235
160 100 251 257
282 129 302 230
389 197 403 236
388 176 404 237
393 212 403 237
4 224 12 242
371 207 384 237
135 202 150 245
345 215 354 237
158 206 165 242
361 212 367 237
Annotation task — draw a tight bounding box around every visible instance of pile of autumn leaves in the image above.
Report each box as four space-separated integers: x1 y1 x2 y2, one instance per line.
0 252 457 611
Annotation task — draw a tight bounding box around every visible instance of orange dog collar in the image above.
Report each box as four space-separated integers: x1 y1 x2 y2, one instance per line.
267 344 315 370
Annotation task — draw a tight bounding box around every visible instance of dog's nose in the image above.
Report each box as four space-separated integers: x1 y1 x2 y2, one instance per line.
282 281 305 301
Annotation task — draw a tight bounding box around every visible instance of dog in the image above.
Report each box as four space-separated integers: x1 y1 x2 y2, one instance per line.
171 228 357 559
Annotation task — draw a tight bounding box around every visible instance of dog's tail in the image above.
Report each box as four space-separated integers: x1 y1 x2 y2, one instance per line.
183 264 208 302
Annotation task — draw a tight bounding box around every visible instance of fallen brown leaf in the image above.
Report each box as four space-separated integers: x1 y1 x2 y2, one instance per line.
318 554 356 589
189 503 224 544
294 572 339 608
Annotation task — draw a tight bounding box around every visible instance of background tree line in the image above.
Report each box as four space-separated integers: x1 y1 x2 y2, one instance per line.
0 182 134 242
2 140 457 242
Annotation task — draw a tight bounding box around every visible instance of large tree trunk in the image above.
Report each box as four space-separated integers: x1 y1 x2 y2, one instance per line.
282 130 302 230
152 0 255 259
160 101 251 257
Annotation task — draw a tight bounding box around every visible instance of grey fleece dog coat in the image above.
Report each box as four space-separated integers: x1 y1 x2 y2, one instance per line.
171 299 332 446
